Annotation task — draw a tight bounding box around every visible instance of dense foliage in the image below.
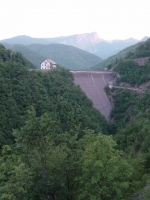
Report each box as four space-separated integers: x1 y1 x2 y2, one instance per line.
92 38 150 71
0 44 109 148
105 86 150 129
126 39 150 59
4 44 47 68
1 41 150 199
114 59 150 86
104 38 150 199
0 44 35 69
0 111 144 200
91 41 142 70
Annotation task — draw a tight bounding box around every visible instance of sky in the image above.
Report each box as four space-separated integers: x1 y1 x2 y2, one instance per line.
0 0 150 41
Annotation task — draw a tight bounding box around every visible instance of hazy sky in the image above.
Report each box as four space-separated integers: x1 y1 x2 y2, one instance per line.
0 0 149 40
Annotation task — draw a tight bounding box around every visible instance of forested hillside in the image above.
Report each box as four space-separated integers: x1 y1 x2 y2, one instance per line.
93 38 150 71
104 38 150 129
103 38 150 199
0 44 35 69
2 43 102 70
1 44 150 199
0 44 108 147
3 43 47 68
92 41 143 70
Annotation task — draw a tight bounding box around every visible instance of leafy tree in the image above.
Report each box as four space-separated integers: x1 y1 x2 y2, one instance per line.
78 132 142 200
12 109 82 199
0 110 143 200
114 59 150 86
0 145 33 200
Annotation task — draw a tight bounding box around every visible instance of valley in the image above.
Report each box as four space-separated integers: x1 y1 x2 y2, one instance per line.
2 43 102 70
1 32 147 59
1 36 150 199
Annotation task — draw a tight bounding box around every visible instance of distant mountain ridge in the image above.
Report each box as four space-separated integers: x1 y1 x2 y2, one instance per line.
93 38 150 73
92 42 143 70
1 33 149 59
2 43 102 70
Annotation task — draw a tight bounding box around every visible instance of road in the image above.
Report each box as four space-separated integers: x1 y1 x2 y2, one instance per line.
112 86 150 94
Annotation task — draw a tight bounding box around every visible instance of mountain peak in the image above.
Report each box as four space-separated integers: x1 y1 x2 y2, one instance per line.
141 36 149 41
61 32 102 43
81 32 102 43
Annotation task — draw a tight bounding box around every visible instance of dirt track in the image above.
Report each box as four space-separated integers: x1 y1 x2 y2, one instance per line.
71 71 113 121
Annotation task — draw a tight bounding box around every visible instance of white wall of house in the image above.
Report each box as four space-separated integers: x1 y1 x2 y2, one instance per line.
41 59 56 69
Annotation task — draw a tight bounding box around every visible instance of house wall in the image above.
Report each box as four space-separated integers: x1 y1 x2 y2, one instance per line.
41 62 51 69
41 60 57 69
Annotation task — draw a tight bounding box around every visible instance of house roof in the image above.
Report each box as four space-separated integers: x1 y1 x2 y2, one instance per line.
41 59 56 65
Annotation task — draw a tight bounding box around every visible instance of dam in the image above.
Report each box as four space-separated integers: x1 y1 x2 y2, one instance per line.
70 71 114 121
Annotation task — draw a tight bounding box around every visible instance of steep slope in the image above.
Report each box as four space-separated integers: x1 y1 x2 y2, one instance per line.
46 32 103 49
28 43 102 70
0 44 35 69
92 40 144 70
2 43 102 70
105 38 150 127
3 44 47 68
92 38 139 59
0 43 149 199
0 45 109 147
1 33 147 59
46 35 148 59
99 39 150 197
53 34 139 59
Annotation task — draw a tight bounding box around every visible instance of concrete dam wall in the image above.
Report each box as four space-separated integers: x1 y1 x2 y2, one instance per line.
70 71 114 121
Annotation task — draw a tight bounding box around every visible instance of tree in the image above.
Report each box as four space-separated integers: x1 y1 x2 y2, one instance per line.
0 145 33 200
78 133 142 200
0 110 144 200
12 108 82 199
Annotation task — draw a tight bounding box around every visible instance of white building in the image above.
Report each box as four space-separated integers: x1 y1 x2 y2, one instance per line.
108 81 113 89
41 59 57 70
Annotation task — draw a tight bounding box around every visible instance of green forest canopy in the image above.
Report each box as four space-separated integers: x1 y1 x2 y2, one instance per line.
0 44 109 148
1 43 150 199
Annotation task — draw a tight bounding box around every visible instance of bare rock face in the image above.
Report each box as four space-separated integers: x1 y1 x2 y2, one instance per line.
134 57 149 66
52 32 103 51
71 71 113 121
